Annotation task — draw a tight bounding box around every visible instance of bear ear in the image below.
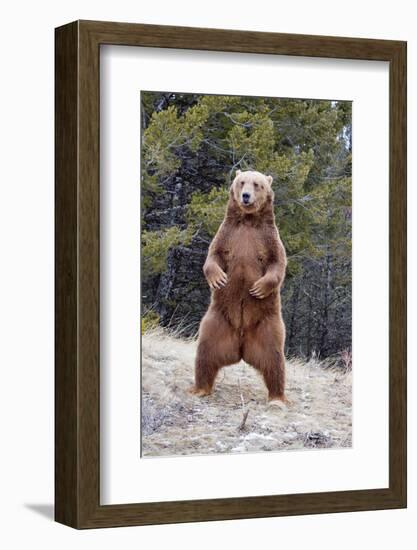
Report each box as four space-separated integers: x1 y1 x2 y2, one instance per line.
266 175 273 186
236 169 242 177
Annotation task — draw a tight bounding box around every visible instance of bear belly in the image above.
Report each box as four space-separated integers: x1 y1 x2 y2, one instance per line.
213 258 275 330
227 259 263 289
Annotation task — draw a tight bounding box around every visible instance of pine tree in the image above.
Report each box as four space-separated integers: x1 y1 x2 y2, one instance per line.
141 92 352 357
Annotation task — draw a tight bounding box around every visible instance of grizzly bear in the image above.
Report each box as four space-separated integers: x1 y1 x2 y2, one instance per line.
190 169 288 403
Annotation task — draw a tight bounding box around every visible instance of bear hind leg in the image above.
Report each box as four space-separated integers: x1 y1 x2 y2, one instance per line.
242 318 287 403
190 310 240 396
261 350 288 403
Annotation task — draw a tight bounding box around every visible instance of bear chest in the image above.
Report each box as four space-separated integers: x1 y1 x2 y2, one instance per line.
221 227 268 268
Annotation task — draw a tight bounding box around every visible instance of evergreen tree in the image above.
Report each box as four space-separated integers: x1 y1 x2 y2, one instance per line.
141 91 352 357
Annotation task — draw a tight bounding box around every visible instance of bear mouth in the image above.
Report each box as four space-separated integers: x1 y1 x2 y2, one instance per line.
240 201 257 212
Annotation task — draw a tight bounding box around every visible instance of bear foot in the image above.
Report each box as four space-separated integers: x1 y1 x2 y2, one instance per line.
268 394 291 407
188 386 212 397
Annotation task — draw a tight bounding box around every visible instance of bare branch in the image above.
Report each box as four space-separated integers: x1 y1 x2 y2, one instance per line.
239 410 250 431
237 378 250 432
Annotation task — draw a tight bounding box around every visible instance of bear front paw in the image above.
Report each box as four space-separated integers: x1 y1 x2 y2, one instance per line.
204 264 228 290
249 277 274 299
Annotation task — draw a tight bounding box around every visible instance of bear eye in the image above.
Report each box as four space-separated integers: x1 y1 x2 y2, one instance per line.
240 181 245 186
254 182 259 189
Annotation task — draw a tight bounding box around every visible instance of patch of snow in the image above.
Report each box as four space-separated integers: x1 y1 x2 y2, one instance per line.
244 433 275 441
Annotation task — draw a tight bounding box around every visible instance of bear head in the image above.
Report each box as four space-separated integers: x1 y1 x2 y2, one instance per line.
231 170 274 214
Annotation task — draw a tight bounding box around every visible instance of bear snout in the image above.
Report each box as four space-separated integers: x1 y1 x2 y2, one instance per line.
242 192 251 205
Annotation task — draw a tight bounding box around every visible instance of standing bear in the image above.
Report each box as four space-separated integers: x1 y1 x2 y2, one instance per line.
190 170 288 403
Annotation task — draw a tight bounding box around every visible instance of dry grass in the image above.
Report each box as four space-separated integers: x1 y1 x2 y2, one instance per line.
141 329 352 457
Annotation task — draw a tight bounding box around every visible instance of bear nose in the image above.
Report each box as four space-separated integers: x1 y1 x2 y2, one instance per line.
242 192 251 203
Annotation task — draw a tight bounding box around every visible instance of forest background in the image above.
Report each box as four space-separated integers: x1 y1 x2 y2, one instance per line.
141 91 352 359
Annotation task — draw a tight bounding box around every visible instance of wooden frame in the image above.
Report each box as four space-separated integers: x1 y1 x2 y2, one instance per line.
55 20 407 529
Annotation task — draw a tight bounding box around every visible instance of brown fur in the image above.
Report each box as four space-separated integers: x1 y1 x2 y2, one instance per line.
190 170 288 402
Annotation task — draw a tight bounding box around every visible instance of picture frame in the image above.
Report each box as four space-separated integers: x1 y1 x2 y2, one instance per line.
55 20 407 528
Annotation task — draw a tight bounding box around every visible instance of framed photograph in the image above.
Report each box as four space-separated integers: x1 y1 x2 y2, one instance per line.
55 20 407 528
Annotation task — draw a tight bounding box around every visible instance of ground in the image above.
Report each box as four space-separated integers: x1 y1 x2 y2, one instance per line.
141 329 352 457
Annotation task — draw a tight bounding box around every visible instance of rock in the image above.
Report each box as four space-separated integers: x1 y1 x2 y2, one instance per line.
302 431 333 448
